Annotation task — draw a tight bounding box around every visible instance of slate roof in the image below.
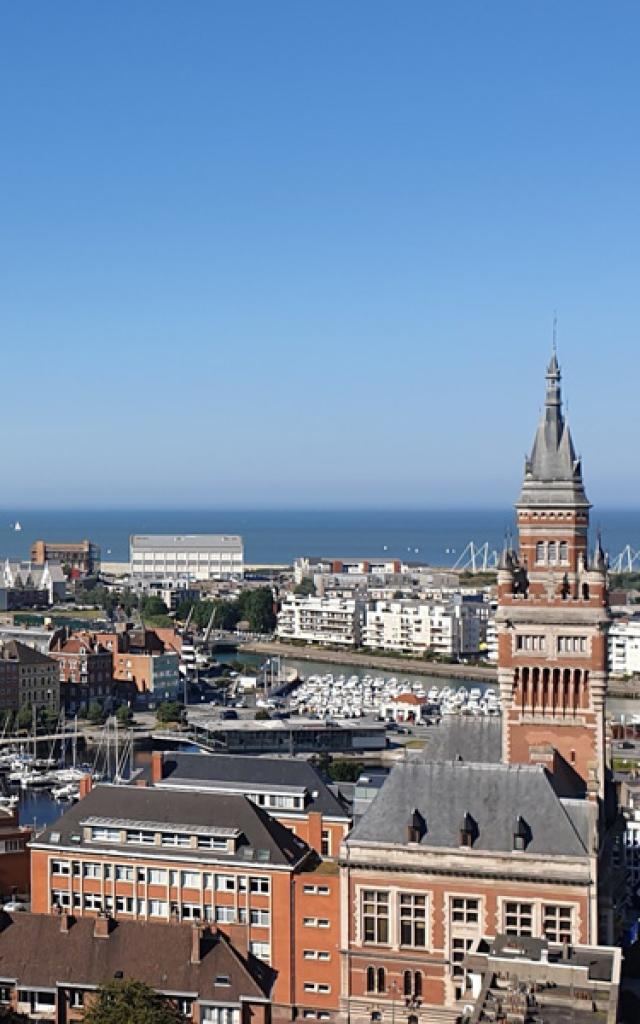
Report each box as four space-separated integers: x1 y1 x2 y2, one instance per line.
348 761 594 857
0 639 56 666
518 354 589 508
34 784 309 868
153 752 349 819
420 717 502 764
0 912 272 1000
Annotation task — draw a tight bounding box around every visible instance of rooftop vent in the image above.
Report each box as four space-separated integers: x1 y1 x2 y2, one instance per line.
459 811 477 849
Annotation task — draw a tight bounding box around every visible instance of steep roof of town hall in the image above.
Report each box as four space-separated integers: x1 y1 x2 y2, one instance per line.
347 760 594 858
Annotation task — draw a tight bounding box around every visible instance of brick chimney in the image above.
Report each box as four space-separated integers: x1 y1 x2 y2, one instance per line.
190 923 202 964
307 811 323 855
79 774 93 799
60 912 73 933
94 912 113 939
528 744 559 776
150 751 164 784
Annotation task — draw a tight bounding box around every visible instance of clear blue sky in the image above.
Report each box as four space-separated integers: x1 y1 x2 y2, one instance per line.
1 1 638 508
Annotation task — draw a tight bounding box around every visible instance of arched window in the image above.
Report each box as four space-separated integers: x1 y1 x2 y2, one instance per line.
559 541 568 563
366 967 375 993
414 972 422 998
582 583 590 600
548 541 557 564
403 971 412 996
408 1016 418 1024
536 541 545 564
377 968 386 994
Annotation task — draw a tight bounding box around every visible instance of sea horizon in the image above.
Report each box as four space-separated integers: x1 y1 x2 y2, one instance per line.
1 506 638 568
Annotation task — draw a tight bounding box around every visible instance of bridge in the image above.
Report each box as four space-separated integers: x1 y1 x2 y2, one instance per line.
451 540 640 574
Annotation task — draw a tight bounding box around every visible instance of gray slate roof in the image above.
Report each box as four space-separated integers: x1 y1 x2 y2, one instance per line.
348 761 594 857
35 784 309 868
420 718 502 764
518 354 589 508
154 752 349 819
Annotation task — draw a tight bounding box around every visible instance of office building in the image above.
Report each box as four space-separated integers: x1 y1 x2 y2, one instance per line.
31 539 100 577
130 535 244 581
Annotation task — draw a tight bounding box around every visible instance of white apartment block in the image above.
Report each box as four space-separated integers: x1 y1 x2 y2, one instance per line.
609 618 640 677
130 534 244 581
363 596 489 656
277 594 364 646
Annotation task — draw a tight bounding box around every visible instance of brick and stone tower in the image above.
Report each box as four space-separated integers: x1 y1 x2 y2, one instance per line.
496 352 610 797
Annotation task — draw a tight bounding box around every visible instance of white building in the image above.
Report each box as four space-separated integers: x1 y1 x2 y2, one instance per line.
609 617 640 677
362 595 488 656
130 534 244 581
277 594 364 646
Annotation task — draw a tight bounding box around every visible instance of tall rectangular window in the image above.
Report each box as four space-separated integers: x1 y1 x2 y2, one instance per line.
543 904 573 943
362 890 389 945
399 893 427 948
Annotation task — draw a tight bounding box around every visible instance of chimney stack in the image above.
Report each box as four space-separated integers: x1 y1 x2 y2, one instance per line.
79 774 93 799
150 751 164 784
190 923 202 964
94 912 113 939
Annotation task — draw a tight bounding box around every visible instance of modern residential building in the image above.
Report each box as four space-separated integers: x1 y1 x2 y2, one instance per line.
362 600 458 656
609 615 640 677
0 640 60 714
30 539 100 577
277 595 365 647
0 910 272 1023
131 535 244 581
50 633 115 714
91 626 181 701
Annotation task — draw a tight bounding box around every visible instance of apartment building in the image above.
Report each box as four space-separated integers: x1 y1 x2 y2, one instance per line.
31 539 100 576
0 911 271 1024
277 595 365 647
609 615 640 676
0 806 31 899
131 535 244 581
92 627 181 700
340 760 598 1022
362 600 456 655
50 633 114 713
0 640 60 714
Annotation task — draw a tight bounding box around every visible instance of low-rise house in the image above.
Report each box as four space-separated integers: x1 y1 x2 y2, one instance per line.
0 910 272 1023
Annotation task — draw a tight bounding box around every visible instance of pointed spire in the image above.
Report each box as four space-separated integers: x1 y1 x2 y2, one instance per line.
594 529 608 572
518 351 589 509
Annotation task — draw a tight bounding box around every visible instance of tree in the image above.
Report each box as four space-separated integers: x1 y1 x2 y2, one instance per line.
87 702 106 725
294 578 316 596
82 979 186 1024
254 709 271 720
327 758 364 783
156 700 185 725
16 704 32 731
139 595 169 619
115 703 133 726
237 588 276 633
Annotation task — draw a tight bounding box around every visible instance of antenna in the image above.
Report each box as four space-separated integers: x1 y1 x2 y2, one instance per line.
552 310 558 353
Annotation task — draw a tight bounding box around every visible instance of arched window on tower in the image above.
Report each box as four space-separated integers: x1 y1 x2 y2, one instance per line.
377 968 386 994
548 541 558 565
582 583 590 600
403 971 412 997
536 542 545 564
366 967 375 993
559 541 568 564
414 972 422 998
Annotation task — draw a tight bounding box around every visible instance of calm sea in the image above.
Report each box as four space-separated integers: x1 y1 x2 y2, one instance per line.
1 508 639 567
